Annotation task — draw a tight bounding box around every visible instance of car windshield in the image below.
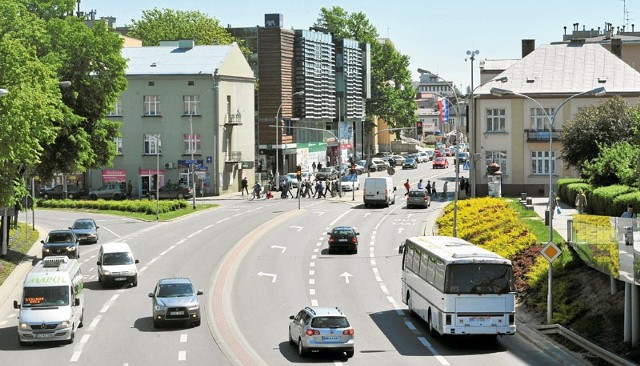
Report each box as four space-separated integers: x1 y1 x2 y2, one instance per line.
408 190 426 197
331 228 354 237
102 252 134 266
73 221 93 229
340 176 356 182
47 233 73 243
311 316 350 328
157 283 194 297
22 286 69 308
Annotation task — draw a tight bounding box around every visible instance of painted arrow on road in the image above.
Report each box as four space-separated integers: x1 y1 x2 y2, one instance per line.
290 226 303 232
257 272 277 283
397 227 405 234
340 272 353 284
271 245 287 253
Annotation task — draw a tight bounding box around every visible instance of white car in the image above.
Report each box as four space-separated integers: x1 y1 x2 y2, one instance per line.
340 175 360 191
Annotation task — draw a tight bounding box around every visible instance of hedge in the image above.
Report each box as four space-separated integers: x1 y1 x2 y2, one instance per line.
37 198 188 214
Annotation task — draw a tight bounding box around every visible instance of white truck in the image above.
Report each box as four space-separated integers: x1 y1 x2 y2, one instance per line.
14 256 84 345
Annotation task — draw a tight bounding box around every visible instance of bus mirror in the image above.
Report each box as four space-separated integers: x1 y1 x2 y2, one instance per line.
398 244 404 254
13 300 20 309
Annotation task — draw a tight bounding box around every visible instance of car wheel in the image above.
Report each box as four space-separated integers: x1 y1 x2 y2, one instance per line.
43 194 50 199
89 194 97 200
352 247 358 254
345 350 355 358
177 193 184 199
68 193 75 199
79 309 84 328
194 319 201 327
298 338 307 357
66 328 75 344
113 193 121 200
132 276 138 287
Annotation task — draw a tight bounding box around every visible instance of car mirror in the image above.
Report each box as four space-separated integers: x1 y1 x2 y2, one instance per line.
197 290 204 295
398 243 405 253
148 293 154 297
74 298 80 306
96 261 101 266
135 259 140 264
68 227 72 229
40 240 44 244
327 232 331 235
356 232 360 236
289 315 295 320
13 300 20 309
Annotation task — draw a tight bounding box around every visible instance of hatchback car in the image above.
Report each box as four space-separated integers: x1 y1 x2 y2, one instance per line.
454 151 470 165
406 189 431 209
402 158 418 170
89 182 126 200
69 218 99 244
149 278 203 328
41 229 79 259
150 183 193 199
39 185 87 199
433 157 449 169
289 306 354 358
339 175 360 191
327 226 359 254
316 167 339 181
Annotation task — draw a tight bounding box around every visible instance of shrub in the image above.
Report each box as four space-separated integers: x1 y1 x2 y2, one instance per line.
590 185 637 216
557 178 586 204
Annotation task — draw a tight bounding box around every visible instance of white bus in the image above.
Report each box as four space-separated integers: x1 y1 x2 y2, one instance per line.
401 236 516 337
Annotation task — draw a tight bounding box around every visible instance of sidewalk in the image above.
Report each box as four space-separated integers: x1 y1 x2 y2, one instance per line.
527 196 577 243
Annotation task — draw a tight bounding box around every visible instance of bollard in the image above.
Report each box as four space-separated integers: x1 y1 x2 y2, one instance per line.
526 197 532 206
545 210 549 226
520 192 527 201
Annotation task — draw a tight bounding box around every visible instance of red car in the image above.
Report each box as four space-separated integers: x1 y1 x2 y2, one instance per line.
432 157 449 169
434 149 445 158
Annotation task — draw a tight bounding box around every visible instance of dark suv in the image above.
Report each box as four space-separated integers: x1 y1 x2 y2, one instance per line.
89 183 126 200
41 229 79 259
326 226 359 254
39 185 87 199
150 183 192 199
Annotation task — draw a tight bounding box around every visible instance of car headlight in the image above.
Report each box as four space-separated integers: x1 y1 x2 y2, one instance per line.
187 303 200 310
103 270 111 276
19 322 31 330
57 320 70 329
66 247 75 252
43 248 50 253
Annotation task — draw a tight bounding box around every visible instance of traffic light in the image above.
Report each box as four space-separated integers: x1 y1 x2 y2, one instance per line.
416 121 423 135
296 165 302 180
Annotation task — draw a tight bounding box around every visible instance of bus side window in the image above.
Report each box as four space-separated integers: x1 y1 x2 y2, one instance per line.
419 253 429 280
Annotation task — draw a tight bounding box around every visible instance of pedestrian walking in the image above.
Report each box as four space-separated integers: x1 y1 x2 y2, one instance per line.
417 179 424 190
575 189 587 214
621 204 637 218
442 181 448 200
426 180 431 195
431 182 437 198
241 177 249 196
404 179 410 196
127 179 133 199
312 162 317 173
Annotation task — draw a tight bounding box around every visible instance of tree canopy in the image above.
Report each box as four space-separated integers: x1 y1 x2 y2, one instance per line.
582 141 640 187
314 7 417 130
0 0 127 207
127 8 237 46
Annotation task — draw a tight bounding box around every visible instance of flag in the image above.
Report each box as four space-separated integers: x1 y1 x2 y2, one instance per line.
438 98 449 124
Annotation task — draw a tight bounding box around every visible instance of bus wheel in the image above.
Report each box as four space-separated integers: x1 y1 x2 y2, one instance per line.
428 313 439 338
407 292 415 317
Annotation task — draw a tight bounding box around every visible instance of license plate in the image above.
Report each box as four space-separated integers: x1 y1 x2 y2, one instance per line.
114 277 126 281
170 311 185 316
469 317 489 323
338 239 348 242
35 333 54 338
322 336 340 342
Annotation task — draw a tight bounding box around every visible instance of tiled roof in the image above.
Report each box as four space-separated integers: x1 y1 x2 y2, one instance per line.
476 42 640 95
122 44 234 76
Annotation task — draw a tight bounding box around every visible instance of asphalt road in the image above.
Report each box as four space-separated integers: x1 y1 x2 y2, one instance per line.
0 158 586 365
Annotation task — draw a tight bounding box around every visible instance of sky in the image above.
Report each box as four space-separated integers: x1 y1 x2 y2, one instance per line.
81 0 633 91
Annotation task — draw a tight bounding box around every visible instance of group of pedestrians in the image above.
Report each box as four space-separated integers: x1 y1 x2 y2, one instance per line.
403 177 472 201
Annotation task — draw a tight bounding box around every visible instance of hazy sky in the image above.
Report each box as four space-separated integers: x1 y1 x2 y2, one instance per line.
81 0 631 90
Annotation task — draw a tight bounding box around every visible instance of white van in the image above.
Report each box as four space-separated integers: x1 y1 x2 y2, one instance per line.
14 256 84 345
96 242 139 288
363 177 396 207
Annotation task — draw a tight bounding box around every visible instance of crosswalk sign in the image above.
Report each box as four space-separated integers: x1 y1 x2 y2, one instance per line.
463 161 470 171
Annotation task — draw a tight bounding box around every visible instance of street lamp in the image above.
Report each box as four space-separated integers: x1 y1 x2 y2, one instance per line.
466 50 480 197
490 85 606 323
155 135 161 220
275 91 304 191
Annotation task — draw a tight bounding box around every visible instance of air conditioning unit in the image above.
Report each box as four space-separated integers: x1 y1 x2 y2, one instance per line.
164 162 174 169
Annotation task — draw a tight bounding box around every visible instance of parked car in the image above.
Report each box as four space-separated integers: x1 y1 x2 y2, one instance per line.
339 175 360 191
316 167 339 181
433 157 449 169
39 185 87 199
289 306 355 358
327 226 359 254
89 182 126 200
69 218 99 244
402 157 418 170
41 229 79 259
406 189 430 209
149 278 203 328
370 158 389 171
390 155 405 166
453 152 470 165
417 151 432 162
286 173 300 188
149 183 193 200
275 175 295 191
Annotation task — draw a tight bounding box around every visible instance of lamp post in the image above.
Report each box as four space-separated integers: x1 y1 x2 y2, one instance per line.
466 50 480 197
490 85 606 323
366 127 413 178
155 135 161 220
188 112 197 209
275 91 304 192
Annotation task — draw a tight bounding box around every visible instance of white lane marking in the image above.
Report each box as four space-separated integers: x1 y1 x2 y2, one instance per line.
370 259 376 265
70 351 82 362
257 272 277 283
80 334 91 344
187 230 202 238
380 285 389 295
405 320 416 330
311 299 318 306
290 226 303 232
180 334 188 343
418 337 450 365
311 255 317 260
89 316 101 330
203 224 215 230
316 242 322 247
176 239 187 245
396 309 405 316
149 258 158 264
309 270 315 275
216 217 230 224
310 262 316 267
100 226 120 237
178 350 187 361
139 266 148 273
313 248 319 253
309 279 315 285
339 272 352 284
100 294 120 313
309 289 316 295
271 245 287 253
160 246 176 256
388 296 400 309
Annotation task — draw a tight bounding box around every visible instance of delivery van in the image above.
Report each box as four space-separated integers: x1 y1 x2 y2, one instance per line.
14 256 84 345
363 177 396 207
96 242 139 288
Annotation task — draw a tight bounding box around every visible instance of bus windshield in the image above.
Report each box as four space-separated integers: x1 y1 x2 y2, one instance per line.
22 286 69 307
445 264 515 294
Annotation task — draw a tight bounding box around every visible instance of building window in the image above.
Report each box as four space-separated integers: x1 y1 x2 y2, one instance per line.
485 151 507 175
486 108 506 132
183 133 201 155
144 95 161 116
115 137 123 155
530 108 554 130
144 134 161 154
183 95 199 115
531 151 555 175
107 99 122 116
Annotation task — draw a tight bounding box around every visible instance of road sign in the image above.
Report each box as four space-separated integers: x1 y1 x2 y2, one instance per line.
387 167 395 176
185 159 196 164
463 161 470 171
541 241 562 263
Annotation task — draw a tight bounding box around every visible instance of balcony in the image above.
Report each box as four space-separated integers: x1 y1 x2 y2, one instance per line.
225 151 242 163
224 112 243 125
525 129 561 142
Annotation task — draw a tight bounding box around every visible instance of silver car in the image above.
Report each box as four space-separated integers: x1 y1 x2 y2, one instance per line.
149 278 203 328
289 306 355 358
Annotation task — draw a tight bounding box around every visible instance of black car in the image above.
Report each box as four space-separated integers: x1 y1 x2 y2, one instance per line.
41 229 79 259
149 183 193 199
402 157 418 169
327 226 359 254
69 218 99 244
39 185 87 199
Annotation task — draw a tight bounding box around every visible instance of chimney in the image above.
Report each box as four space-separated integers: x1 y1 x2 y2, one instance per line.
522 39 535 58
611 38 622 58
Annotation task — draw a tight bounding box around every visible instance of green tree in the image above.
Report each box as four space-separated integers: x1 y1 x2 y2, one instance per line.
127 8 236 46
582 141 640 187
561 96 638 170
315 7 417 129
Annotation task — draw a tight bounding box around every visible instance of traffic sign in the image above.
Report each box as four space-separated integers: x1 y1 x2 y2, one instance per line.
463 161 470 171
541 241 562 263
387 167 395 176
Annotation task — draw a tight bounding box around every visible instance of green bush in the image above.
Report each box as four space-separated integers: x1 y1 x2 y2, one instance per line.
590 185 637 216
612 191 640 217
565 183 592 211
557 178 586 203
37 198 188 214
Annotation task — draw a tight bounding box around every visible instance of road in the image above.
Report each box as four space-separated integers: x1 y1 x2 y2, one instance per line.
0 157 582 365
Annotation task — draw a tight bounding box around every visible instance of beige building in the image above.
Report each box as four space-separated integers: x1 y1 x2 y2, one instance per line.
474 41 640 197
